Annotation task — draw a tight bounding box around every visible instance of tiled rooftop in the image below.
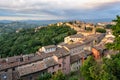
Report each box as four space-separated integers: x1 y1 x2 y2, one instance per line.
69 34 84 38
43 45 56 49
63 42 84 49
70 50 90 63
17 60 46 76
70 54 81 64
0 47 69 71
17 56 59 77
44 56 58 68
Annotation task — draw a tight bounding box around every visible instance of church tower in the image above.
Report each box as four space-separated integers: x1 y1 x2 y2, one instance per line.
92 25 96 34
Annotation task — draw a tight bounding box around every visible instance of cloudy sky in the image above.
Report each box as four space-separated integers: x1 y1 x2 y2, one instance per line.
0 0 120 20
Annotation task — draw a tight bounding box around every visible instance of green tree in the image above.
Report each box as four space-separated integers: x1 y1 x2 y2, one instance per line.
112 15 120 51
80 56 96 80
96 28 106 33
0 25 76 58
38 73 52 80
103 53 120 80
85 27 93 31
69 76 78 80
106 15 120 51
51 71 66 80
80 56 116 80
89 63 116 80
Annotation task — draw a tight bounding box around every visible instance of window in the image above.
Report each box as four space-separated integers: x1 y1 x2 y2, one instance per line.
20 58 23 62
29 76 32 80
42 72 45 75
77 61 79 64
62 61 66 64
53 66 55 69
59 64 61 67
12 67 15 71
5 69 8 72
64 57 66 59
52 72 55 75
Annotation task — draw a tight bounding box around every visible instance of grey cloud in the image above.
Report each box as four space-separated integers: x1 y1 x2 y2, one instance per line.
0 0 120 20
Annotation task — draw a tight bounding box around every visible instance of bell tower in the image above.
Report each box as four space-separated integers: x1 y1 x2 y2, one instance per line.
92 25 96 34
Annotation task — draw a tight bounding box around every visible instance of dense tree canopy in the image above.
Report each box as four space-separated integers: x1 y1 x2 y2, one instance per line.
51 70 66 80
80 56 97 80
81 15 120 80
96 28 106 33
85 27 93 31
38 73 52 80
38 71 66 80
0 25 76 58
106 15 120 51
80 56 118 80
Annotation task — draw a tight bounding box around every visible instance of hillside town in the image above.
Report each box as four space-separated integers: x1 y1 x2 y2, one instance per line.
0 21 115 80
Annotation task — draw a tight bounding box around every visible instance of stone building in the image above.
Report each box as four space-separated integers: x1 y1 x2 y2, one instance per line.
0 31 106 80
0 47 70 80
39 45 57 53
70 50 91 72
64 34 84 43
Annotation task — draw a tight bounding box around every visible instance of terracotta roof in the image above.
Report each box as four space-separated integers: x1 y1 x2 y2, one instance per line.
69 34 84 38
43 45 56 49
38 47 69 59
63 42 84 49
70 50 91 63
57 42 67 47
44 56 58 68
0 55 23 63
0 47 69 71
94 43 106 51
54 48 69 58
88 33 106 39
17 56 59 77
42 47 70 58
70 54 81 63
82 37 94 44
17 60 46 76
64 34 105 50
84 50 92 55
0 55 43 71
82 33 105 44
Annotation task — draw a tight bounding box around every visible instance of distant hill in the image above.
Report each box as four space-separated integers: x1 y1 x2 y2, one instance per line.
0 18 113 25
0 18 113 34
83 18 113 23
0 22 39 34
21 20 66 25
0 20 67 26
0 20 13 23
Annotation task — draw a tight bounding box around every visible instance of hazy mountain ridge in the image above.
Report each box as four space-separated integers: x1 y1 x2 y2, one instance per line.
0 18 113 35
0 22 39 34
0 18 113 24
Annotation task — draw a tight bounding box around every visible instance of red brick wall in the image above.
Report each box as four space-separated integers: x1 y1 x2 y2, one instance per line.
92 48 100 59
